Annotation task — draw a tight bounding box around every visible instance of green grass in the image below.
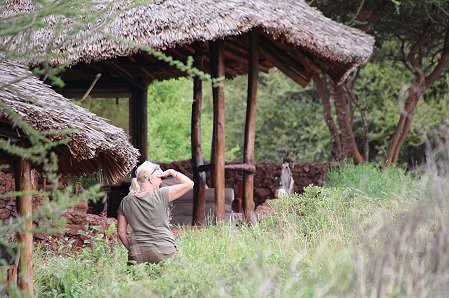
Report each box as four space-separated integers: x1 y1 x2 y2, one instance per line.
28 163 449 297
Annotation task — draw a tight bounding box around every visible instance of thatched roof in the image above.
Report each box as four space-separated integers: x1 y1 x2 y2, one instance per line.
2 0 374 85
0 61 139 184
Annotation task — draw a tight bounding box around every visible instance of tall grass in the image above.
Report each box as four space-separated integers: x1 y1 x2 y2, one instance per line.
31 163 449 297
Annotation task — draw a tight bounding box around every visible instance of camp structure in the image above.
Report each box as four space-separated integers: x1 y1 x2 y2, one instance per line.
2 0 375 224
0 60 139 296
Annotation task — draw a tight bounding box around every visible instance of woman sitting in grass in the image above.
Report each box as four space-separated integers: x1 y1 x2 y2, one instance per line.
117 161 194 264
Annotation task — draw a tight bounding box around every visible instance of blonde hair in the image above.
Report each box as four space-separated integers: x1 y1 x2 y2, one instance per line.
129 161 159 196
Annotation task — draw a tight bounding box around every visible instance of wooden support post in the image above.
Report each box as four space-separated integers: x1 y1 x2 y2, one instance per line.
210 39 226 221
192 42 207 226
17 159 34 297
243 30 259 224
129 78 149 163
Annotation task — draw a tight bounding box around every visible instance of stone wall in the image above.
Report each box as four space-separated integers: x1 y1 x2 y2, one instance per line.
159 160 336 205
0 171 15 220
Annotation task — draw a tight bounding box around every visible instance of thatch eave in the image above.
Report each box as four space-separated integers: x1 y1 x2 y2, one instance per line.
2 0 375 85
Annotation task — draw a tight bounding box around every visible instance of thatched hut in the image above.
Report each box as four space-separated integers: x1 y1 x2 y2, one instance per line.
0 60 139 296
2 0 374 224
0 61 139 184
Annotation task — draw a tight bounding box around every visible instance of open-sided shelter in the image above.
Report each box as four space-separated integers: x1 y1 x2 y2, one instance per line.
2 0 375 224
0 60 139 296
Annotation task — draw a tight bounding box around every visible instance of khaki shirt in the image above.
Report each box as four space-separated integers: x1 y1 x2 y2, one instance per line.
118 187 175 247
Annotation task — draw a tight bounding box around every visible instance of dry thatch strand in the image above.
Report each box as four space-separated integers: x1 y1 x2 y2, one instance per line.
1 0 375 84
0 60 139 184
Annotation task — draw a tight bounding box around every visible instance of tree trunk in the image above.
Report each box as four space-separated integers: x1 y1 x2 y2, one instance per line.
333 83 364 163
314 76 342 160
385 88 421 164
385 25 449 165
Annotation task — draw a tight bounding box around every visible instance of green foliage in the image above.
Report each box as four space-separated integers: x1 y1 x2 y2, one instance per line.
201 69 331 162
353 59 449 164
267 185 352 238
327 162 425 201
33 224 135 298
147 78 212 162
308 0 449 165
74 98 130 133
255 71 330 161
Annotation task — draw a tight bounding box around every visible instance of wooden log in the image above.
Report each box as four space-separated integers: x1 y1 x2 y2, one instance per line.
191 42 207 226
129 78 149 163
210 39 226 221
17 159 34 297
243 30 259 224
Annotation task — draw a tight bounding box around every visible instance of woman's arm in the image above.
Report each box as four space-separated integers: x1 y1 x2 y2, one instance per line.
117 214 130 250
159 169 194 202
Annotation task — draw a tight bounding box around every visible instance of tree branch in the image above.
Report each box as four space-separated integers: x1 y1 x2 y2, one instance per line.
314 76 342 160
399 38 414 72
407 21 433 71
425 25 449 89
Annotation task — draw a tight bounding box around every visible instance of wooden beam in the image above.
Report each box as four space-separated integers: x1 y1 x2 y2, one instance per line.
260 40 310 87
103 62 148 91
262 33 325 75
109 61 135 80
224 48 249 65
225 36 270 73
129 78 149 163
197 163 256 174
57 89 133 99
55 77 135 98
185 45 211 64
210 39 226 222
126 57 156 81
242 30 259 224
125 56 155 80
262 34 324 76
17 158 34 297
197 164 214 173
286 46 323 75
225 38 249 56
191 42 207 226
224 163 256 174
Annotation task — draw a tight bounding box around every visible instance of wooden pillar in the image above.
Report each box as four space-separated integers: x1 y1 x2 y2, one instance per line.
192 42 207 225
242 30 259 224
17 159 34 297
210 39 226 221
129 78 149 163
